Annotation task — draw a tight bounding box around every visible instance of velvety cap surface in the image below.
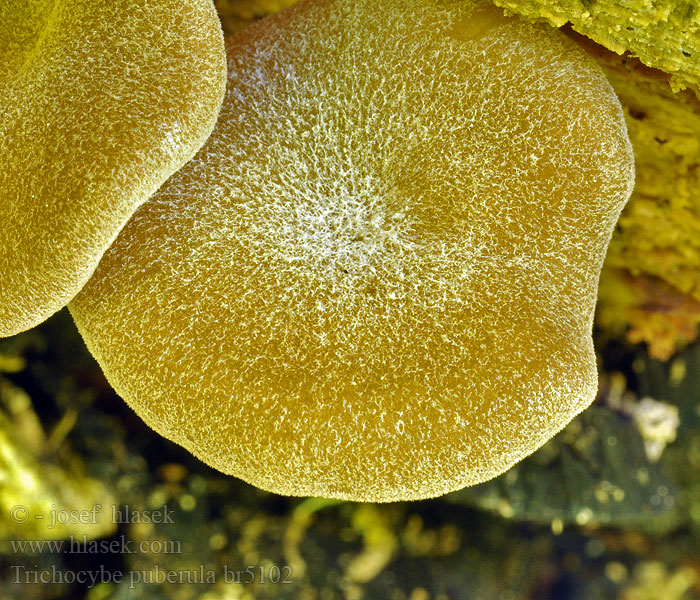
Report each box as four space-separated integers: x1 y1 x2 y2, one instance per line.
0 0 227 336
70 0 634 501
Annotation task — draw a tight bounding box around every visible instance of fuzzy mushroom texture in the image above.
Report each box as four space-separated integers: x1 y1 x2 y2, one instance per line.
0 0 227 337
70 0 635 502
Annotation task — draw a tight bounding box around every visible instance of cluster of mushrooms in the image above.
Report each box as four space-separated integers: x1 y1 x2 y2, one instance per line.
2 0 634 501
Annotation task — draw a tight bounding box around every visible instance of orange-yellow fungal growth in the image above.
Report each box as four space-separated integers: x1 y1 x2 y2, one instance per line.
70 0 635 501
0 0 226 337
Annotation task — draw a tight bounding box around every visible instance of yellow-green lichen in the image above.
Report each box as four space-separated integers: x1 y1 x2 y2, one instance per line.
492 0 700 93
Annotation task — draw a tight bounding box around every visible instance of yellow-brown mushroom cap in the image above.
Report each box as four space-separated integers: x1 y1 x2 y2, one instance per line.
0 0 226 336
70 0 635 502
